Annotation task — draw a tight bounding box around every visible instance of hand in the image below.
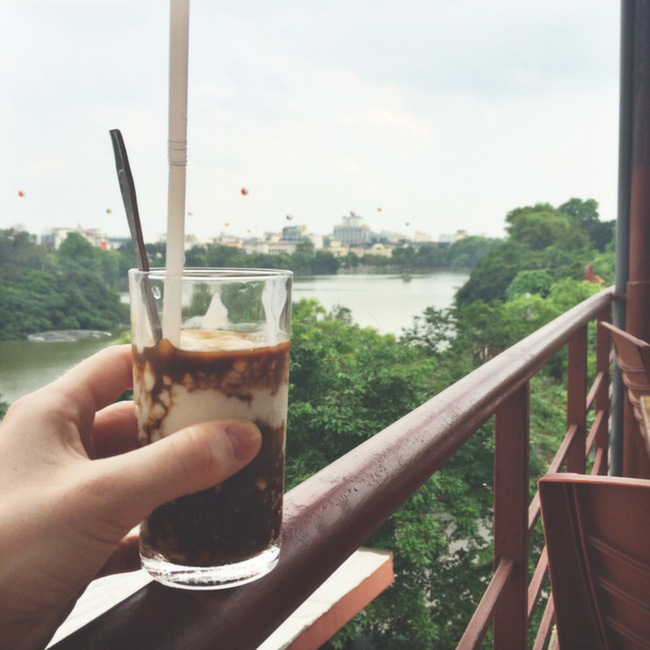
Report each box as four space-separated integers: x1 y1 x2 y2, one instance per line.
0 344 261 650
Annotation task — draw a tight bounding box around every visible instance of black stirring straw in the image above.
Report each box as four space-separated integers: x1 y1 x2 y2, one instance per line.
109 129 163 344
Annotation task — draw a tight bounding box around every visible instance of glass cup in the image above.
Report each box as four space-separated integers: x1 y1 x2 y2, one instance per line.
128 268 292 589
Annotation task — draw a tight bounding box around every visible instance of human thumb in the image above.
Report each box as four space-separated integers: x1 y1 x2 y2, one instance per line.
96 419 262 524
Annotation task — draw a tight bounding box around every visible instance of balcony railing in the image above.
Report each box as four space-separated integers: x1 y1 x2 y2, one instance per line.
54 286 616 649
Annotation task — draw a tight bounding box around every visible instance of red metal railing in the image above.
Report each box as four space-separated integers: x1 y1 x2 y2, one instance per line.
54 287 615 649
460 291 613 649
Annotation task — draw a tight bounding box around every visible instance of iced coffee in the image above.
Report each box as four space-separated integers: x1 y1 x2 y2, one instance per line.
129 268 292 589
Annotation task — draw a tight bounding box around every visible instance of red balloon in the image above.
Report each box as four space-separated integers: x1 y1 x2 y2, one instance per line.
240 188 249 196
17 190 24 197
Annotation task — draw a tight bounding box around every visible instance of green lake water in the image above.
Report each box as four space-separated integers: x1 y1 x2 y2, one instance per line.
0 271 468 405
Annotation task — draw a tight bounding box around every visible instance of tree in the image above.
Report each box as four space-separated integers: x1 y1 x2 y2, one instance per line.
588 220 615 253
455 241 528 305
286 299 494 647
391 246 416 272
0 266 126 339
0 229 48 269
413 242 446 269
458 199 612 307
558 197 600 230
311 250 340 274
505 204 575 251
57 233 99 275
445 236 502 270
145 241 167 266
341 252 360 269
506 269 555 299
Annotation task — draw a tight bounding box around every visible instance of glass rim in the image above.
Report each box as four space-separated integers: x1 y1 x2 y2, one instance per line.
128 267 293 281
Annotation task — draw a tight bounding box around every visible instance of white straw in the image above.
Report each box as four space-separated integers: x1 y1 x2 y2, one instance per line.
162 0 190 346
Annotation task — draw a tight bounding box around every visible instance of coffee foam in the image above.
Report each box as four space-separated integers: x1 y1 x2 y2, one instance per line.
179 329 288 352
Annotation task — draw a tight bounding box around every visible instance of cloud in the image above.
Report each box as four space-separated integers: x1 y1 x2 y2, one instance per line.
1 1 620 243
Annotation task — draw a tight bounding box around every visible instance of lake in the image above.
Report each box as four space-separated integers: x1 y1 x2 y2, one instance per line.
0 271 468 405
292 272 467 333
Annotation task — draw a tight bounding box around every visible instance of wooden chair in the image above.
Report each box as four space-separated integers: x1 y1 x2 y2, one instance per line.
599 321 650 454
539 473 650 649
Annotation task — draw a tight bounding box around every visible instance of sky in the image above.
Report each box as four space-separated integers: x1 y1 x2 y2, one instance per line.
1 1 621 244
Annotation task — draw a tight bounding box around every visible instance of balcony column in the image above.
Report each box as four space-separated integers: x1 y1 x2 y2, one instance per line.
622 0 650 477
627 0 650 342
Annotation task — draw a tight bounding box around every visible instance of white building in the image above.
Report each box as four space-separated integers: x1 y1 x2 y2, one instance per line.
438 230 468 246
46 226 109 250
243 238 298 256
333 213 371 246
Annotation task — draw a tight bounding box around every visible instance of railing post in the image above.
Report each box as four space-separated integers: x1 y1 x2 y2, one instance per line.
493 383 529 648
595 309 612 474
566 326 588 473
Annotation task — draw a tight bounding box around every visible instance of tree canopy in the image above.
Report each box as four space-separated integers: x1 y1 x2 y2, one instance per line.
457 199 613 306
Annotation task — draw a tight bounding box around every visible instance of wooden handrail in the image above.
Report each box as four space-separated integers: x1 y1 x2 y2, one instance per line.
53 288 614 649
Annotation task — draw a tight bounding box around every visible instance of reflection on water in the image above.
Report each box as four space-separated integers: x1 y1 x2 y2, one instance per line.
0 272 468 406
0 335 121 405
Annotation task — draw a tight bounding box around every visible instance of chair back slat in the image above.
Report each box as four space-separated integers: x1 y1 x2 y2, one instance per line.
599 322 650 434
540 473 650 650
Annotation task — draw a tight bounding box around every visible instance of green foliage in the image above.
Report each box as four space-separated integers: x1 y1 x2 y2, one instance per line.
415 277 604 367
456 240 528 305
312 250 340 274
458 199 614 306
445 235 502 270
287 299 496 645
506 269 555 299
57 233 98 273
558 197 614 252
0 266 127 339
0 228 50 269
506 203 575 250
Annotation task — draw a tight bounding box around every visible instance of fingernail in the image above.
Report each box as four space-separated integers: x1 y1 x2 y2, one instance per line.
225 421 261 462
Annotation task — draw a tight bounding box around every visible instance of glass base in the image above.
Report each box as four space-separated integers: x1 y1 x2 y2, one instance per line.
140 544 280 590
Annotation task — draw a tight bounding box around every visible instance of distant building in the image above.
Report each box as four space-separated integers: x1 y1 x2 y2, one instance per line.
333 213 371 246
372 230 407 244
185 233 216 248
324 238 349 257
281 224 325 250
243 237 298 256
349 242 394 258
106 236 132 250
282 224 309 241
267 240 298 256
45 226 109 250
212 232 244 249
438 230 468 247
307 233 325 250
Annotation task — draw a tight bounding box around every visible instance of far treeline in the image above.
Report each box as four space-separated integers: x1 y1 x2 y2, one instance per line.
0 198 616 647
0 225 500 340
